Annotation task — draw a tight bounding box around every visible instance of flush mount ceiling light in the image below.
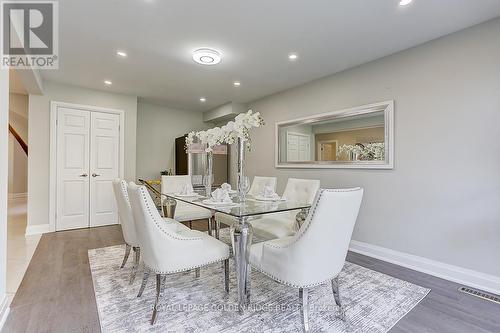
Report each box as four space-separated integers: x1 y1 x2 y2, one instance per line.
116 50 127 57
199 97 207 102
233 81 241 87
104 80 112 85
288 53 298 61
192 48 222 65
399 0 413 6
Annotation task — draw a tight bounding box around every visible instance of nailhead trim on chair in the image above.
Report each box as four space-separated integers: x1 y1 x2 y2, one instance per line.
139 186 203 241
119 180 131 207
252 188 361 288
137 185 230 274
264 188 361 250
250 263 340 289
144 255 230 275
118 180 141 249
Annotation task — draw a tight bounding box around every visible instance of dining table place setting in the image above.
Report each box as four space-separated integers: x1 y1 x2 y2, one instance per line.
220 182 237 195
202 187 239 207
252 185 286 202
173 183 200 198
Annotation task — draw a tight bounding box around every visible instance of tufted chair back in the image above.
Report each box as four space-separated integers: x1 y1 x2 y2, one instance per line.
128 182 210 273
161 175 192 204
112 179 138 247
281 178 320 219
248 176 278 197
283 188 363 286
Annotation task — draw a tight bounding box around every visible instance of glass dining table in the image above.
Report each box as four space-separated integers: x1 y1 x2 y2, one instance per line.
161 189 311 313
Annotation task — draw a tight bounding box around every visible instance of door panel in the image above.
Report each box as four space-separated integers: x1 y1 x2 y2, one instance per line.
298 136 310 161
287 133 310 162
56 108 90 231
90 112 120 227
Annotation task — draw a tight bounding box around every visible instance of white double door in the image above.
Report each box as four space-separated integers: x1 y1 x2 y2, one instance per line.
56 107 120 231
287 132 311 162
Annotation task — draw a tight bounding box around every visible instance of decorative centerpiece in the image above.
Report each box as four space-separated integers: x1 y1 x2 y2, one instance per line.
185 110 264 201
186 128 225 196
220 110 264 202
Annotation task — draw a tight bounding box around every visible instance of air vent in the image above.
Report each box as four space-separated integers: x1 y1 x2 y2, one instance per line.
458 287 500 304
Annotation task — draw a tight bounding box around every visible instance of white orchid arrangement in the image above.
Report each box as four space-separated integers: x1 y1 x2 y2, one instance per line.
338 142 385 161
186 110 265 152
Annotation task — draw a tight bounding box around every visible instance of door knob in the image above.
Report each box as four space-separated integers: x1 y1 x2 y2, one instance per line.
79 173 88 177
92 173 101 177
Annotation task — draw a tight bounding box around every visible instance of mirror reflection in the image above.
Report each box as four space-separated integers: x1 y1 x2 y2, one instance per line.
276 101 393 168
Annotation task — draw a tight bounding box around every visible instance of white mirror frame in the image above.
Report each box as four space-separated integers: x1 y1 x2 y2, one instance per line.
275 100 394 169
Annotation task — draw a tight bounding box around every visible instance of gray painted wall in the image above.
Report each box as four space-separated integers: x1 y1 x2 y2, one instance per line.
8 93 28 194
0 69 9 320
245 18 500 277
28 82 138 227
136 102 209 180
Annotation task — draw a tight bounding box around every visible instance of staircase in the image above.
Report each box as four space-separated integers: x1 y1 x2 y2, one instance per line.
8 124 28 155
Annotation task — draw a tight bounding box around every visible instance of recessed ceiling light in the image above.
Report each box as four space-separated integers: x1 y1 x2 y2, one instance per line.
288 53 298 61
233 81 241 87
116 50 127 57
104 80 112 85
192 48 222 65
199 97 206 102
399 0 413 6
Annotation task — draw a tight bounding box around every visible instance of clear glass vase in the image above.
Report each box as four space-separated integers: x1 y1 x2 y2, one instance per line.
205 151 213 197
237 138 246 202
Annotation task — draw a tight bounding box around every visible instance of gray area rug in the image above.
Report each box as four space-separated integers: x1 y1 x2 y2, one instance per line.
88 230 430 332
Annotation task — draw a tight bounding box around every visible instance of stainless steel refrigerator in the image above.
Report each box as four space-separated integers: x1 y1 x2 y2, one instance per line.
175 135 228 189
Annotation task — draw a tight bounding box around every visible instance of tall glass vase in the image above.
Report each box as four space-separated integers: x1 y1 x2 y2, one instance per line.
237 138 246 202
205 151 213 197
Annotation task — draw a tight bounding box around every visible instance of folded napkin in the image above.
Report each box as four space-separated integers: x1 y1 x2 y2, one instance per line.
180 183 195 195
221 183 232 192
211 188 232 203
262 185 279 199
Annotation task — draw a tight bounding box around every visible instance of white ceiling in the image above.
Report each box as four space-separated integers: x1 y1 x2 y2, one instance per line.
40 0 500 111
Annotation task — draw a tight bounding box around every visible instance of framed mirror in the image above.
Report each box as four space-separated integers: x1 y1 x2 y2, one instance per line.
275 100 394 169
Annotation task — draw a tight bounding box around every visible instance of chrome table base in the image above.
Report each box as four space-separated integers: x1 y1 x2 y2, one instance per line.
230 216 254 313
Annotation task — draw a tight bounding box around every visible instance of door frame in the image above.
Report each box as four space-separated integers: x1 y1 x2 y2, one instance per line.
317 139 339 161
49 101 125 232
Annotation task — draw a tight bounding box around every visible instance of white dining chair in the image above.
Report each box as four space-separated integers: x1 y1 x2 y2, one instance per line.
248 176 278 197
112 179 142 283
127 182 230 325
215 176 277 229
249 188 364 332
161 175 213 229
250 178 320 240
113 179 193 284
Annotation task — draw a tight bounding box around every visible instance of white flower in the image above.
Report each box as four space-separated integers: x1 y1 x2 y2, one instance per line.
185 110 265 152
338 143 385 161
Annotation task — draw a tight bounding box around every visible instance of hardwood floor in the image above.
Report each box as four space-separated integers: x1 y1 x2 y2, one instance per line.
3 225 500 333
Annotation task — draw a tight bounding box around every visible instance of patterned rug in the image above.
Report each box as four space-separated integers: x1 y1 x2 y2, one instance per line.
88 230 430 332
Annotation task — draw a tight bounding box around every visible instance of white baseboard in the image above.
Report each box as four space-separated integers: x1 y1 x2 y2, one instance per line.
8 192 27 200
25 223 53 236
0 295 10 330
349 240 500 296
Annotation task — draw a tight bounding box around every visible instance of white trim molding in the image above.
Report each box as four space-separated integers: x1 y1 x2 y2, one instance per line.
349 240 500 296
0 296 9 330
25 223 53 236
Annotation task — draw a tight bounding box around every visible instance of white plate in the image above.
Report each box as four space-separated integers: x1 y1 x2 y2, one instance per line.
202 199 237 206
175 193 200 197
253 195 285 202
